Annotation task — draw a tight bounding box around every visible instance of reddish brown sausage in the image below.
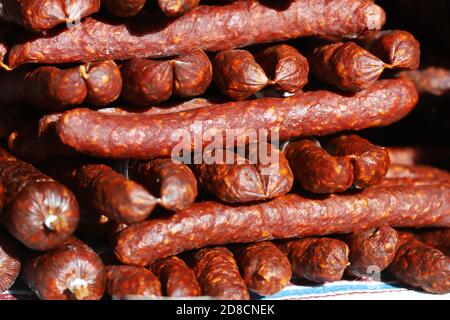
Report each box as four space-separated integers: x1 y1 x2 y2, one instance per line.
81 60 123 106
389 237 450 294
130 159 197 211
284 139 353 193
121 59 173 106
0 60 121 110
106 265 162 299
278 237 349 283
0 148 79 251
158 0 200 17
385 165 450 183
416 229 450 256
172 49 213 98
0 0 101 32
213 49 269 100
358 30 420 69
190 247 250 300
194 145 293 203
104 0 146 18
152 256 201 297
24 238 106 300
399 67 450 96
8 0 385 67
343 227 399 278
327 134 390 188
309 41 390 91
0 231 21 293
255 44 309 94
57 78 418 159
45 162 157 224
114 182 449 266
232 241 292 296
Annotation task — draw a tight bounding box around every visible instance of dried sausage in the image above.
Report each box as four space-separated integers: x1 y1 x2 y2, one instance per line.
0 148 79 251
172 49 212 98
24 237 106 300
278 237 349 283
416 229 450 256
342 227 399 278
385 164 450 183
389 237 450 294
121 59 173 106
152 256 201 297
0 0 101 32
57 78 418 159
0 230 21 293
7 0 385 67
232 241 291 296
190 247 249 300
130 159 197 211
193 145 293 203
104 0 146 18
213 49 269 100
255 44 309 93
158 0 200 17
358 30 420 69
327 134 390 188
284 139 353 193
399 67 450 96
114 182 449 266
81 60 123 107
106 265 162 299
0 60 121 110
45 162 157 224
309 41 390 91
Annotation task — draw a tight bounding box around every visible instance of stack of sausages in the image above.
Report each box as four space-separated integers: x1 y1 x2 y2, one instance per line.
0 0 448 300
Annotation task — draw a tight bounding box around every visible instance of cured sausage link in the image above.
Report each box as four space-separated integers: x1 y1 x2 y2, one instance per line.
114 181 450 266
57 78 418 159
0 147 79 251
0 0 101 32
7 0 385 67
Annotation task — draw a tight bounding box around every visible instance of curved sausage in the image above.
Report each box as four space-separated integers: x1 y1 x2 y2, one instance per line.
106 265 162 299
8 0 385 67
278 238 349 283
416 229 450 256
358 30 420 69
327 134 390 188
158 0 200 17
103 0 146 18
45 162 157 224
232 241 292 296
0 148 79 251
190 247 249 300
0 231 21 293
213 49 269 100
24 238 106 300
152 256 201 297
130 159 197 212
0 0 100 32
255 44 309 93
389 237 450 294
343 227 399 278
114 182 450 266
56 78 418 159
81 60 123 107
284 139 353 193
309 41 389 91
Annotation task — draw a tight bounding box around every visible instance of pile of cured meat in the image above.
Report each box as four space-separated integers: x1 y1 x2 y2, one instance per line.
0 0 448 300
